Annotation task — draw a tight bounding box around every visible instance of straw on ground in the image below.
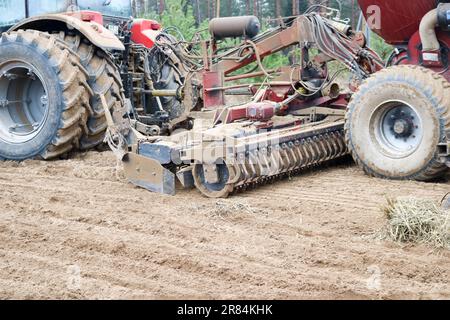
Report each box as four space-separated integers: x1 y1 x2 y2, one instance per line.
382 198 450 250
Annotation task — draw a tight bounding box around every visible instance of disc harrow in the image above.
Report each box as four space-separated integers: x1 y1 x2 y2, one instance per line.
111 11 384 197
192 123 348 198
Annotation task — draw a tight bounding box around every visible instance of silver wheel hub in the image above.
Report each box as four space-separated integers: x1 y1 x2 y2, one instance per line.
372 101 423 158
0 61 49 144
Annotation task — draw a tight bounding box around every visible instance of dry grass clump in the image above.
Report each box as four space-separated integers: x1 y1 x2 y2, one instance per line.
213 200 257 217
382 198 450 250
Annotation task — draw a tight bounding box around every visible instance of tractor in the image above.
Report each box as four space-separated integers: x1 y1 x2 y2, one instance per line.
0 0 185 160
0 0 448 198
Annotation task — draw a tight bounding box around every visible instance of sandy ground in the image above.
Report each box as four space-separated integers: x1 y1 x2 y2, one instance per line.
0 151 449 300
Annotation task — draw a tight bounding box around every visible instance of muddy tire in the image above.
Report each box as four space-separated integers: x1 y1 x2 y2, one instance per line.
0 30 91 160
150 63 184 120
147 40 184 121
345 65 450 181
54 32 124 150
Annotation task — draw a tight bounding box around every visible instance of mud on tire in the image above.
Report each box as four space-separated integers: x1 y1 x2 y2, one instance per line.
54 32 125 150
345 65 450 181
0 30 91 160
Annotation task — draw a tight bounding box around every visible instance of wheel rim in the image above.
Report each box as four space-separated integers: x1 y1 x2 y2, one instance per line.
370 100 423 158
193 162 233 198
0 61 49 144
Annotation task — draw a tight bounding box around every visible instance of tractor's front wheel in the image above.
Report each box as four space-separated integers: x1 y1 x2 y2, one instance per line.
345 65 450 181
0 30 91 160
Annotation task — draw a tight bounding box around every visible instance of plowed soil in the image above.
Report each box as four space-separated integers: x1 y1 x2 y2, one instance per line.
0 151 449 300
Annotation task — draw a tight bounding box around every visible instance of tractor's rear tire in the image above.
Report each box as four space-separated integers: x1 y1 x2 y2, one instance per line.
0 30 91 160
345 65 450 181
54 32 124 150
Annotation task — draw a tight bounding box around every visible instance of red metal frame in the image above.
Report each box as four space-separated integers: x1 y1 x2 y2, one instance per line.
201 16 367 123
202 71 225 108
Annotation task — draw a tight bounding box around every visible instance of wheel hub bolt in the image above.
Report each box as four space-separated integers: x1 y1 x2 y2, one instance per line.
40 95 48 107
393 119 410 135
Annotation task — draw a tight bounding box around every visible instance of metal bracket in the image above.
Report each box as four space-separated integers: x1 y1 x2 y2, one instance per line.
122 152 176 196
438 132 450 166
176 166 195 189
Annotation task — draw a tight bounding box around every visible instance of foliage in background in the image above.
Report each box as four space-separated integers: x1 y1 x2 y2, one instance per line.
135 0 361 26
139 0 392 73
370 32 393 60
143 0 209 41
142 0 289 79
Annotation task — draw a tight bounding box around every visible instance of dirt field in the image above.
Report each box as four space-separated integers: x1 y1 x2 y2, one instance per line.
0 151 449 300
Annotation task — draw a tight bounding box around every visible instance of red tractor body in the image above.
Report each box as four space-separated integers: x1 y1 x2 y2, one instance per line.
62 9 162 49
130 19 162 48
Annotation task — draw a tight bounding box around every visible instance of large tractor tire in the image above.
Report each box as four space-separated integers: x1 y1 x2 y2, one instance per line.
0 30 91 160
147 37 185 121
150 62 185 120
54 32 124 150
345 65 450 181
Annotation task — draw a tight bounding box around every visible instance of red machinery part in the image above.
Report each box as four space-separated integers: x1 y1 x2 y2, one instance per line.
246 102 276 121
358 0 436 45
359 0 450 80
405 30 450 80
203 71 225 108
130 19 162 48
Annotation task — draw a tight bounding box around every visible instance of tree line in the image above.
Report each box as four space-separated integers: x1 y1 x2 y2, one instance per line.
132 0 361 27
